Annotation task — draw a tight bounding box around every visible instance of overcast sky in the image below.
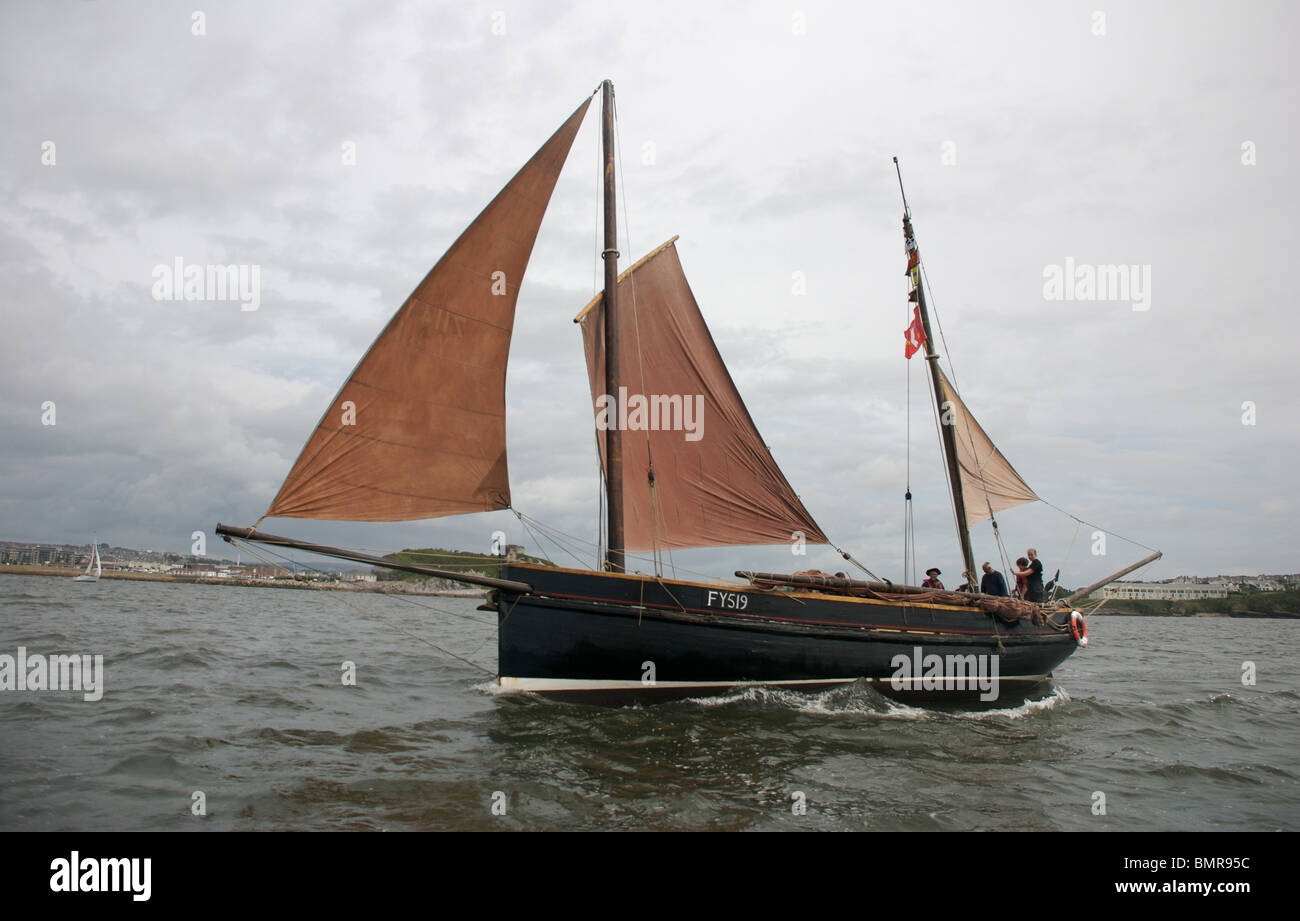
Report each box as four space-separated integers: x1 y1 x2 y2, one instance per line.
2 0 1296 587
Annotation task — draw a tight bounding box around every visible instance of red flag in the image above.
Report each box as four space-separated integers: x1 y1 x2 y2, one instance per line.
904 306 926 358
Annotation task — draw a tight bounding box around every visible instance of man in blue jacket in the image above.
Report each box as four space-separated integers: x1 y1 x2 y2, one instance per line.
980 561 1008 596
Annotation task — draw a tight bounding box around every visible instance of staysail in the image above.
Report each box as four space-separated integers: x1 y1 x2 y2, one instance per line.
934 366 1038 529
265 99 592 521
576 239 828 551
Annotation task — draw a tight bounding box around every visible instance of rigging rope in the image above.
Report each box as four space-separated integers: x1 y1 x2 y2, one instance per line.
912 227 1029 586
924 358 966 576
920 262 959 392
990 516 1014 590
1037 498 1161 554
1055 519 1083 601
906 500 917 587
229 538 493 626
918 257 1007 582
227 538 496 675
511 510 772 584
834 544 884 583
920 251 1157 583
913 245 1154 591
594 428 607 567
510 512 555 566
904 319 913 584
326 587 496 676
510 510 592 570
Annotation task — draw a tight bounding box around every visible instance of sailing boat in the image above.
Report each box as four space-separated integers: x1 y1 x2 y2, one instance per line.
218 81 1158 702
72 538 101 582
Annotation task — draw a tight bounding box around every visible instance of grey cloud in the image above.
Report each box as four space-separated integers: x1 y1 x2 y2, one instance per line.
1 0 1296 586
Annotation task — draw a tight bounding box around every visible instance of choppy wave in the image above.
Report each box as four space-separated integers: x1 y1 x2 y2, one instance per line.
2 574 1298 831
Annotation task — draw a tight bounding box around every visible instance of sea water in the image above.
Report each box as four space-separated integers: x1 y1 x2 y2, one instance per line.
1 575 1296 831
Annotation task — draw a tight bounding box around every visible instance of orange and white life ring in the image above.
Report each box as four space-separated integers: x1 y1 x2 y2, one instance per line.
1069 610 1088 646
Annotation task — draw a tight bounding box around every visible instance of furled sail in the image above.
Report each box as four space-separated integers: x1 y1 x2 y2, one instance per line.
576 239 828 551
934 367 1038 529
265 99 592 521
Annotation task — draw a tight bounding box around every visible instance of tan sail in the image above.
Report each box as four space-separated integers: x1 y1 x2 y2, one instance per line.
934 366 1038 529
265 99 592 521
576 239 828 551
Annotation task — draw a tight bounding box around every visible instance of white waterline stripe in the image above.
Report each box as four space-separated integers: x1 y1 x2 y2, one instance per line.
498 676 858 692
497 675 1051 693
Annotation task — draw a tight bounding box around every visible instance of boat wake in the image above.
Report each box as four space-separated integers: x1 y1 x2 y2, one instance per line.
686 681 1070 719
476 676 1071 717
948 687 1070 720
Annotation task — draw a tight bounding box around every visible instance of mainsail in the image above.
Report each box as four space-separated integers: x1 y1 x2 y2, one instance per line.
265 99 592 521
934 366 1038 529
576 239 828 551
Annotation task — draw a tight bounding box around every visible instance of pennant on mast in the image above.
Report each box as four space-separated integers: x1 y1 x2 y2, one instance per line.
576 239 828 551
265 98 592 522
935 367 1038 530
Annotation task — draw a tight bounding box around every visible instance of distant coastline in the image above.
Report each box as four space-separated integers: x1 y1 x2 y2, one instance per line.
1093 589 1300 620
0 565 486 597
1097 608 1299 620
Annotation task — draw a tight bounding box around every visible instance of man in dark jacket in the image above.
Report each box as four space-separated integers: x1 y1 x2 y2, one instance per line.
1024 548 1045 602
979 561 1008 596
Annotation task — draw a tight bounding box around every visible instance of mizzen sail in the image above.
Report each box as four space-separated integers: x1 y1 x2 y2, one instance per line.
935 366 1038 529
265 99 592 521
576 239 828 551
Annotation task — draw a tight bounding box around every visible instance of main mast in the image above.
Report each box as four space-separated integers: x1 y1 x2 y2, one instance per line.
895 159 977 589
601 79 625 573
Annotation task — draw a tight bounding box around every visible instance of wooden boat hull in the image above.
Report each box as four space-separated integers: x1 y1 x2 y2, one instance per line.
495 564 1079 703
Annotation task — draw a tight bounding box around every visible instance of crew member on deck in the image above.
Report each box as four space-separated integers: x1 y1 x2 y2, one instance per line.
1016 548 1045 602
980 561 1008 596
922 567 944 590
1013 557 1029 598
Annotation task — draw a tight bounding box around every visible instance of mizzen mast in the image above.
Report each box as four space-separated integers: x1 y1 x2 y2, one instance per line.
601 79 626 573
894 158 977 589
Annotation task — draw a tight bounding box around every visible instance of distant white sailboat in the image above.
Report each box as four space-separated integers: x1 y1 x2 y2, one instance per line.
72 539 101 582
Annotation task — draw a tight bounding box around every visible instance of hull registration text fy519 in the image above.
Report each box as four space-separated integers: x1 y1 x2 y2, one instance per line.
706 590 748 610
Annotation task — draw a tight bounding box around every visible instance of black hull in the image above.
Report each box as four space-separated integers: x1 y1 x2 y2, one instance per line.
496 564 1081 703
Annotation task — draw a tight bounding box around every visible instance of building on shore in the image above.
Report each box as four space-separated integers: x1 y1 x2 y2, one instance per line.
1102 580 1232 601
1237 577 1286 592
